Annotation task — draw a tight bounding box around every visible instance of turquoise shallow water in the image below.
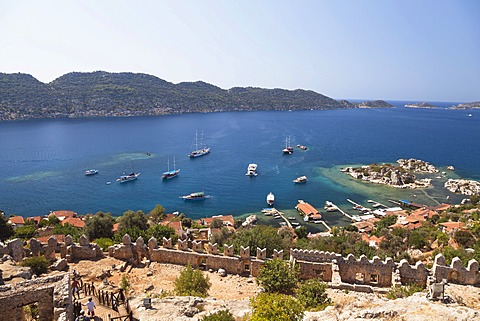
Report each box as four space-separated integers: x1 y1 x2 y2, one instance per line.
0 101 479 232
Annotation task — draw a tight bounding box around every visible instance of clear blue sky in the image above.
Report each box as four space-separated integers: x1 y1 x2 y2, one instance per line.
1 0 478 102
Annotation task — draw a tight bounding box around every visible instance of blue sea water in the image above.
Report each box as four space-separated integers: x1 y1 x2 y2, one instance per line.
0 101 479 230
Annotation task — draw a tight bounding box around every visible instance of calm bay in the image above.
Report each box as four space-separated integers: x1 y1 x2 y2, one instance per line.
1 101 479 231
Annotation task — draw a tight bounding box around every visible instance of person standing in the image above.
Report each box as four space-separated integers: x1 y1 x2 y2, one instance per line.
71 278 80 300
84 297 96 317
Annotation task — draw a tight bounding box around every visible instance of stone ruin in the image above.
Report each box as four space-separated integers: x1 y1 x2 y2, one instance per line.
432 253 480 285
26 234 103 264
0 273 71 321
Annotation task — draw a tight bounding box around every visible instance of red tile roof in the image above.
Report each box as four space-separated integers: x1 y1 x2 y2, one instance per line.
440 222 465 233
36 234 66 243
8 216 25 225
61 217 85 228
50 210 76 219
198 215 235 227
296 201 321 218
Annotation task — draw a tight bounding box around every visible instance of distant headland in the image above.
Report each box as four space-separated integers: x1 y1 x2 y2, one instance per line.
1 71 392 121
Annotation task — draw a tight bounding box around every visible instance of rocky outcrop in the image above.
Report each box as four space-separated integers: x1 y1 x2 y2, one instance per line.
397 158 438 173
355 100 394 108
444 179 480 196
341 159 437 188
451 101 480 109
404 102 438 108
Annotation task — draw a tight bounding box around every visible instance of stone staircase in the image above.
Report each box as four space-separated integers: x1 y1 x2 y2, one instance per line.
75 284 131 321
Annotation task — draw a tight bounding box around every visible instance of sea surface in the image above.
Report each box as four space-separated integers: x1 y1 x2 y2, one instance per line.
1 101 479 231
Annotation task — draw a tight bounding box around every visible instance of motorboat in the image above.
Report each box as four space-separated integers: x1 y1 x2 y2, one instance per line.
267 192 275 206
85 169 99 176
293 176 308 183
246 163 258 176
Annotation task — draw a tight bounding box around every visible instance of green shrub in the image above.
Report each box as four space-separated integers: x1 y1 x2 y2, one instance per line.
386 284 423 299
119 274 131 292
20 256 49 275
296 278 331 310
174 265 211 297
201 309 235 321
256 258 299 294
250 292 304 321
94 237 114 251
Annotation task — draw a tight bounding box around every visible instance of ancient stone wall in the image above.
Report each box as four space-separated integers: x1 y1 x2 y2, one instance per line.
397 259 429 287
0 273 71 321
432 253 480 286
336 254 395 287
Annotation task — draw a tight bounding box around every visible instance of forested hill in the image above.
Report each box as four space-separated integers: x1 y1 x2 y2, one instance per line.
0 71 353 120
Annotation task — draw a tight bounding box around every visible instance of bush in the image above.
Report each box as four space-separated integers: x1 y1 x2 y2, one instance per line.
201 309 235 321
174 265 211 297
386 284 423 299
296 278 331 310
250 292 304 321
94 238 114 251
20 256 49 275
256 258 299 294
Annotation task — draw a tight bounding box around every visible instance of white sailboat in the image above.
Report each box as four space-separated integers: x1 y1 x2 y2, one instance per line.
117 162 140 183
188 130 210 158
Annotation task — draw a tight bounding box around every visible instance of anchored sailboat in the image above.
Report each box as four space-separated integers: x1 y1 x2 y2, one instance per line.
282 136 293 154
162 157 180 180
188 130 210 158
117 162 140 183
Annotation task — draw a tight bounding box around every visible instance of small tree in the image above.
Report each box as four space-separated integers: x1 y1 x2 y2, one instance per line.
256 258 299 294
296 278 331 310
119 274 131 293
201 309 235 321
250 292 304 321
84 211 115 240
0 211 14 241
174 265 211 297
21 256 49 275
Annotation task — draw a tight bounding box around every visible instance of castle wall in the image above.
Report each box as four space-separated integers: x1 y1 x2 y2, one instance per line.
337 255 395 287
432 254 480 286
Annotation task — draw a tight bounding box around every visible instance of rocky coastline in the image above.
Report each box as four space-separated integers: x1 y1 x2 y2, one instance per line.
404 102 438 108
450 101 480 109
341 158 436 189
444 179 480 196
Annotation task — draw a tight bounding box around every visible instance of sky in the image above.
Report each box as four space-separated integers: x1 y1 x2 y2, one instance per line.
0 0 479 102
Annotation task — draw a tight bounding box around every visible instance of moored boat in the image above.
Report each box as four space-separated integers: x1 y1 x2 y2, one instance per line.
85 169 99 176
293 175 308 183
162 158 180 180
246 163 258 176
188 130 210 158
117 163 140 183
180 191 210 200
267 192 275 206
296 144 308 150
282 136 293 154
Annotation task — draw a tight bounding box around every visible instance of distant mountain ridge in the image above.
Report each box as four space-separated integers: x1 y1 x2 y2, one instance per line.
1 71 380 120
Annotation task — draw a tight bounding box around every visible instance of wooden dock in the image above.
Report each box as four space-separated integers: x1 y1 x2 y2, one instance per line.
329 201 357 222
269 208 292 228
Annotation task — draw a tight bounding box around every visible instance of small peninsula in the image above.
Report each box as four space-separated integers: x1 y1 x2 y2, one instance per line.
341 158 436 188
404 102 438 108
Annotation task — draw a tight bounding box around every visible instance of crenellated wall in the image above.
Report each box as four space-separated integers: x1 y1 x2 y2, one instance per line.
432 253 480 286
397 259 429 287
336 254 395 287
8 233 480 290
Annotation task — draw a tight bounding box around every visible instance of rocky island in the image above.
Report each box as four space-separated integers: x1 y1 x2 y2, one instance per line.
355 100 395 108
404 102 439 108
341 158 436 188
450 101 480 109
444 178 480 196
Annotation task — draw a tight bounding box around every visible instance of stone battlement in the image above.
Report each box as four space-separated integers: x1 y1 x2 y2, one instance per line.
6 234 480 290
